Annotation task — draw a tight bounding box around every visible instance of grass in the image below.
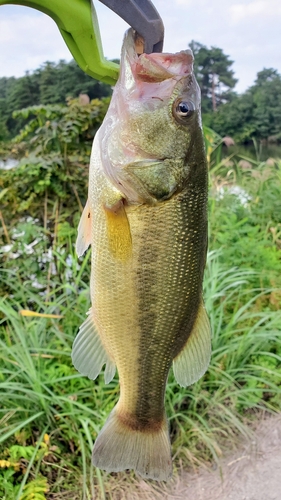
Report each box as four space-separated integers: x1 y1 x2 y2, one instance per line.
0 159 281 499
0 248 280 499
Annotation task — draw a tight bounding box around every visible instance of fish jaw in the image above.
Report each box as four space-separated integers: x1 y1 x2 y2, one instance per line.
98 28 202 203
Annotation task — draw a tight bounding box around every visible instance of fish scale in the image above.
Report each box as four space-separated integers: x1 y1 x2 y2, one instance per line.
72 28 211 481
90 167 207 425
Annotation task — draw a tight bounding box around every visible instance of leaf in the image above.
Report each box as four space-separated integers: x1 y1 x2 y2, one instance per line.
20 477 49 500
0 188 9 200
19 310 63 319
9 445 36 462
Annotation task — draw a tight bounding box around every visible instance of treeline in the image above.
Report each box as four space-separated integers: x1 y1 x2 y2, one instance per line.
0 59 113 139
191 41 281 143
1 45 281 144
208 69 281 143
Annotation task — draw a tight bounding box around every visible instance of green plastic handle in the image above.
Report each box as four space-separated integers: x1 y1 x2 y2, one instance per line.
0 0 119 84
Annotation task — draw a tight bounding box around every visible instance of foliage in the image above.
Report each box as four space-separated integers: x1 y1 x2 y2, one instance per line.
209 155 281 295
209 68 281 143
0 98 109 228
0 59 112 139
1 47 281 145
0 102 281 498
203 126 225 168
0 98 109 301
189 40 237 113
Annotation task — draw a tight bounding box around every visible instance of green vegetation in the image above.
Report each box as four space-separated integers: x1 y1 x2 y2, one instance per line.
209 68 281 143
188 42 281 144
0 59 112 139
1 43 281 146
0 102 281 499
189 40 237 113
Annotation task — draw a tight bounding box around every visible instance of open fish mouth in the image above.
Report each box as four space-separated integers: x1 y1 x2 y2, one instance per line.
126 28 194 83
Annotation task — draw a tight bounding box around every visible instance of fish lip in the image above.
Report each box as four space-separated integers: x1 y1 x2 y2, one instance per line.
123 28 194 84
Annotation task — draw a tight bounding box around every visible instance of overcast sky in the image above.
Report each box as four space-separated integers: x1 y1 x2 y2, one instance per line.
0 0 280 93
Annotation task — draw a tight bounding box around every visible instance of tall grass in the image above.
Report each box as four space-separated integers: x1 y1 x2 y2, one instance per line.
1 99 280 498
1 247 280 499
168 252 281 463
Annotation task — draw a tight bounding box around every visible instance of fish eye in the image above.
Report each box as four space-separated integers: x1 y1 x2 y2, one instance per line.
173 98 195 124
176 100 195 117
177 101 194 116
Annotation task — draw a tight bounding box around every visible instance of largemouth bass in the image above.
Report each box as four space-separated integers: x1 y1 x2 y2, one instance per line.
72 29 211 482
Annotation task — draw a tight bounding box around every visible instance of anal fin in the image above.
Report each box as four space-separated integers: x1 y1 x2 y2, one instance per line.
72 308 116 384
173 299 211 387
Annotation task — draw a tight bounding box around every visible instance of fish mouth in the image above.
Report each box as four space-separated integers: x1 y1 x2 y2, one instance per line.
127 28 194 83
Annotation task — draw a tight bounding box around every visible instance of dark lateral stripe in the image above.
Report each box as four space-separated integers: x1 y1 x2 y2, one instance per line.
132 185 207 424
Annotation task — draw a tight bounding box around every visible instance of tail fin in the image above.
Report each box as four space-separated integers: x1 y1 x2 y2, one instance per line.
92 407 172 481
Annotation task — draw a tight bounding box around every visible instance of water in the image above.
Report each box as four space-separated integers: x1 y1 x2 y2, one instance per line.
0 158 18 170
225 143 281 162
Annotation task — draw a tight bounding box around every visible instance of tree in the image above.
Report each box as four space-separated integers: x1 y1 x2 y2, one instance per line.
54 60 112 101
38 61 60 104
210 68 281 142
210 92 255 142
6 73 40 135
0 59 113 138
189 41 237 113
251 68 281 140
37 60 112 104
254 68 280 86
0 99 9 140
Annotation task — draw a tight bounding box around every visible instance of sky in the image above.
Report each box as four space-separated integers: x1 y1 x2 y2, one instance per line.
0 0 280 93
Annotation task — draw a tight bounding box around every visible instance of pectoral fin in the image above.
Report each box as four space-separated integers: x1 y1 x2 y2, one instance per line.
173 300 211 387
72 308 116 384
104 199 132 262
76 200 92 258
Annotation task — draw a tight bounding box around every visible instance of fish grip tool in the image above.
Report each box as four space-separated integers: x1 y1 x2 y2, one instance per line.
0 0 164 84
99 0 164 54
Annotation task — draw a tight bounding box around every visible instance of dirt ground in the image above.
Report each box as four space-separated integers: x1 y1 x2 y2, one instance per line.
112 415 281 500
166 414 281 500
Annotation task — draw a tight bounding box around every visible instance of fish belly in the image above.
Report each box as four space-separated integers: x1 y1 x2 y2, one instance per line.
90 163 208 430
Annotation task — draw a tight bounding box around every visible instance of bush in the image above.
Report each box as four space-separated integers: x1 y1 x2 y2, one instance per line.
0 107 280 498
